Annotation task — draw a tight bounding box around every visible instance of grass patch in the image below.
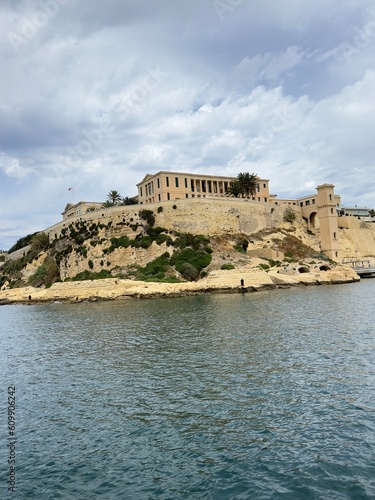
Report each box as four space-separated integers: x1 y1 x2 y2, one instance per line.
67 270 113 281
221 263 235 270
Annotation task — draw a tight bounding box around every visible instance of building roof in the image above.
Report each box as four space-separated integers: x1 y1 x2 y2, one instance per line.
137 170 269 186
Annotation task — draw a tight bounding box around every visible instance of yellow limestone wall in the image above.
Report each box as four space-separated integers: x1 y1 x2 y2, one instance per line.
45 198 285 241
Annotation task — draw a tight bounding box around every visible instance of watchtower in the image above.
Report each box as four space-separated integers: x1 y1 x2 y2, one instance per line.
316 184 341 262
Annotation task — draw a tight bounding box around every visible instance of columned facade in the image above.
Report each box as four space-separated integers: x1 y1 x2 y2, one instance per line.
137 171 270 204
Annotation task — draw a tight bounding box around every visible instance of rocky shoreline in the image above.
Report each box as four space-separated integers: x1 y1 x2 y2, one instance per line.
0 265 360 306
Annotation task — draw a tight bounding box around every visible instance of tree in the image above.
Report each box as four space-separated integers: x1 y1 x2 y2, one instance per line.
369 209 375 217
101 201 113 208
237 172 258 198
106 190 122 205
121 196 138 205
226 180 241 197
30 232 50 253
226 172 258 198
283 206 296 223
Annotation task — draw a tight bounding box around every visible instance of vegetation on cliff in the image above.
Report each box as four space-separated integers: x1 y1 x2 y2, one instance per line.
0 205 337 290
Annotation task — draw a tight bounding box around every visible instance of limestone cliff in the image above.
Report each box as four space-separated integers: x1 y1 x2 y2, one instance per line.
1 199 374 291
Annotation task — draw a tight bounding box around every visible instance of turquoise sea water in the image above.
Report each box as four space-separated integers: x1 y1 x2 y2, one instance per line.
1 281 375 499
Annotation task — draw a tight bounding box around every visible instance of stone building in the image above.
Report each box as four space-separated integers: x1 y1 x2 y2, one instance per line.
62 201 103 220
137 171 270 204
137 171 342 261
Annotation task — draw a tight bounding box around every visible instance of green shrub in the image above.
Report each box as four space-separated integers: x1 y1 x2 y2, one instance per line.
147 226 167 236
179 263 199 281
221 264 235 270
234 245 246 253
170 248 212 275
30 232 50 253
235 237 249 253
155 233 173 246
28 257 59 287
139 209 155 227
259 263 270 270
137 253 170 280
104 236 131 253
157 206 163 213
131 236 153 249
77 246 88 258
69 270 112 281
173 233 210 251
283 206 296 223
88 260 94 269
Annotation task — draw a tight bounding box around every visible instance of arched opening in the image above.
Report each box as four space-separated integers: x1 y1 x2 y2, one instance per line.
319 265 331 271
298 266 310 274
309 211 319 230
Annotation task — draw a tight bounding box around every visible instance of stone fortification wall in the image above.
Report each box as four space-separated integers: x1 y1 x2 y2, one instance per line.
5 245 31 261
339 224 375 260
338 216 362 229
44 198 285 241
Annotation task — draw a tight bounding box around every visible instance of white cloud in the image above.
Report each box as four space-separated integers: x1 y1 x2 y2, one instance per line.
1 0 375 249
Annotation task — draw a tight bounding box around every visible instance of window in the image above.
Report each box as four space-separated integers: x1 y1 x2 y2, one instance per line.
175 177 179 188
185 178 188 188
140 187 143 197
157 178 160 189
333 232 336 239
256 183 260 192
191 179 195 192
166 177 169 187
185 194 188 198
329 194 332 201
306 200 310 206
167 193 170 200
300 202 303 207
264 197 267 202
158 194 161 201
258 197 260 202
312 199 315 204
202 180 206 193
263 183 266 188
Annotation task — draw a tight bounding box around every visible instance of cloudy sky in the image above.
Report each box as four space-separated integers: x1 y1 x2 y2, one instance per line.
1 0 375 250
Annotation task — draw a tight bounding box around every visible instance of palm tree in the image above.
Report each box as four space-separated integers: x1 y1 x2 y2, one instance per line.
226 180 241 198
237 172 258 198
106 190 122 205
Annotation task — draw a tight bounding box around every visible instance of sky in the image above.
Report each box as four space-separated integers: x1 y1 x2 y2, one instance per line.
1 0 375 250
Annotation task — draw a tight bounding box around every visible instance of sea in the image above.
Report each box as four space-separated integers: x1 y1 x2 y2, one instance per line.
0 280 374 499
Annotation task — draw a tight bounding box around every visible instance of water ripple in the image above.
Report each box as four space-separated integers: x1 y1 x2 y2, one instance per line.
0 283 374 498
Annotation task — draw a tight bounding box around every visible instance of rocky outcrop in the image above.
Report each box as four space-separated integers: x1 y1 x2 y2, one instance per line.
0 265 360 305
